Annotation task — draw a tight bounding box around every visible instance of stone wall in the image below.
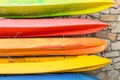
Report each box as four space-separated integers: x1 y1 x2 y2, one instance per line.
84 0 120 80
56 0 120 80
0 0 119 80
56 0 119 79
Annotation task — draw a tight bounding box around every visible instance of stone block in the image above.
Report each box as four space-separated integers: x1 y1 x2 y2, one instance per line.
107 33 117 41
100 15 117 21
101 9 110 14
101 64 114 71
111 42 120 50
111 23 120 33
96 72 106 80
116 0 120 6
115 62 120 69
95 31 107 39
103 51 119 57
107 70 119 78
113 57 120 63
117 15 120 21
111 8 120 14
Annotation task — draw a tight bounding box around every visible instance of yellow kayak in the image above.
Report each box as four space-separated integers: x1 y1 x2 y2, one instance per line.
0 55 111 74
0 0 114 18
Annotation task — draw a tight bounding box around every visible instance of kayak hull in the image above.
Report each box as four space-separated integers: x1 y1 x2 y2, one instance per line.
0 56 109 73
0 0 114 18
0 55 111 74
0 38 107 56
0 73 99 80
0 19 108 37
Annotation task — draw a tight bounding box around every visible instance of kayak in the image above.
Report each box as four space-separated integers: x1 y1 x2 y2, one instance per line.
0 38 107 56
0 73 99 80
0 0 114 18
0 55 111 74
0 19 108 37
0 56 109 72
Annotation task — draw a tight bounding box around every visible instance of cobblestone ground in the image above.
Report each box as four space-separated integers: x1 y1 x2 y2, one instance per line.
55 0 120 80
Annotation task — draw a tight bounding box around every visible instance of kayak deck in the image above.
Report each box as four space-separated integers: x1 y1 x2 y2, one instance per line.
0 38 107 56
0 0 114 18
0 55 111 74
0 19 108 37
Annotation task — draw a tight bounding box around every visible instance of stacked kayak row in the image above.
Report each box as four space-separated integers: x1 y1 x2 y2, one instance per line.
0 19 110 79
0 0 115 80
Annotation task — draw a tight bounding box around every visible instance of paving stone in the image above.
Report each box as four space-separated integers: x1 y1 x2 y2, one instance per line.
111 42 120 50
107 70 119 78
103 51 119 57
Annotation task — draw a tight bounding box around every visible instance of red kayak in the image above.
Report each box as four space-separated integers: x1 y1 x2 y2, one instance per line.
0 18 108 38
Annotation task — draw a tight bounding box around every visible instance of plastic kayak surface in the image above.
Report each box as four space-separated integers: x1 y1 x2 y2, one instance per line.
0 56 109 72
0 55 111 74
0 0 114 18
0 19 108 37
0 38 107 56
0 73 99 80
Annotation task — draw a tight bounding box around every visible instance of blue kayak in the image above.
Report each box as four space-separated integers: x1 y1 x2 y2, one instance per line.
0 73 99 80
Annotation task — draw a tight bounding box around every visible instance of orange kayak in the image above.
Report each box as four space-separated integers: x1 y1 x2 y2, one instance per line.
0 38 107 56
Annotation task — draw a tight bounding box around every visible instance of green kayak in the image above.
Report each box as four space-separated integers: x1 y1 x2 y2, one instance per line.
0 0 114 18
